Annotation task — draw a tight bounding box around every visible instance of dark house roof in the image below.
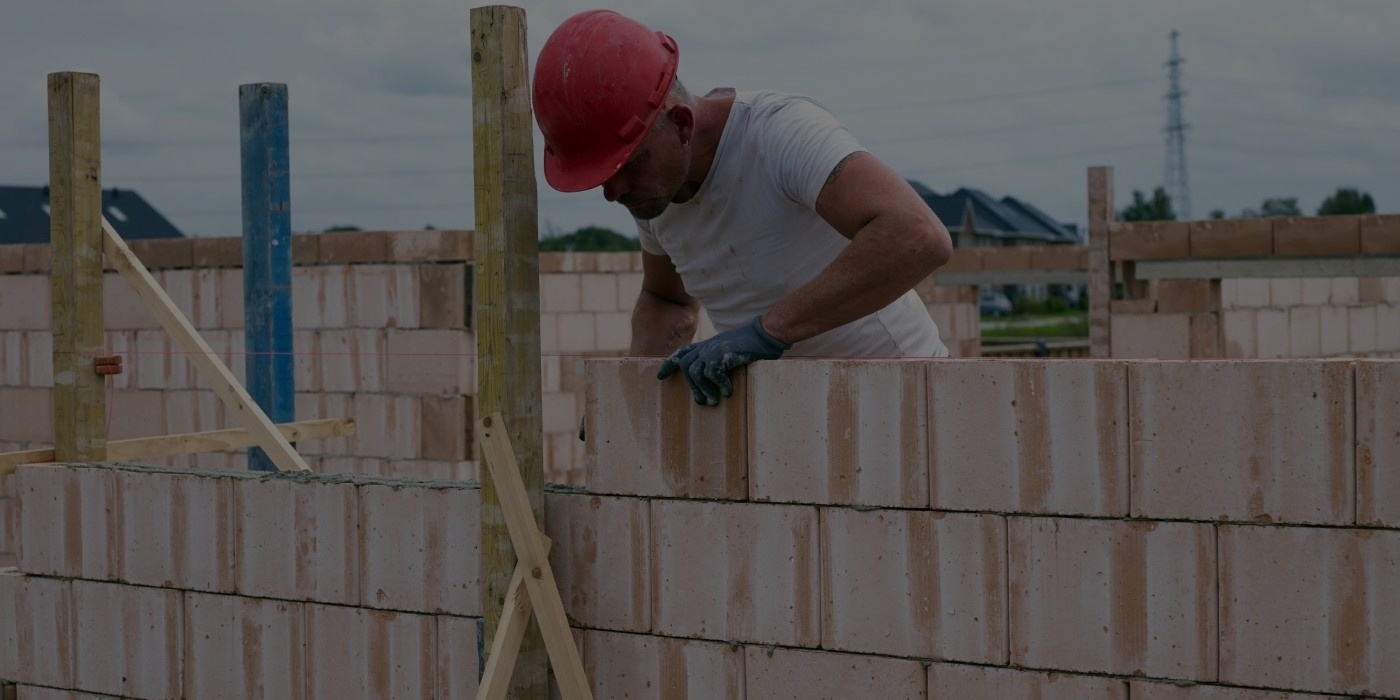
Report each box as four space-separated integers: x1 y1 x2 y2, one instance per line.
911 181 1081 244
0 185 185 244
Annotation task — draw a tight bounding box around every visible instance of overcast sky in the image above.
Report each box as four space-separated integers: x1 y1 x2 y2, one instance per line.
3 0 1397 238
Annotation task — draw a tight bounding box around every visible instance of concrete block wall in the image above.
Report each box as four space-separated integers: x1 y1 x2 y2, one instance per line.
574 357 1400 698
1 463 483 700
1 357 1397 697
1219 276 1400 359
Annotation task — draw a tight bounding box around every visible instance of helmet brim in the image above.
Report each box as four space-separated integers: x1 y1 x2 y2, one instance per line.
541 141 636 193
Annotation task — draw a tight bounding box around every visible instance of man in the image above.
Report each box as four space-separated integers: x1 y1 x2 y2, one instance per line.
533 9 952 406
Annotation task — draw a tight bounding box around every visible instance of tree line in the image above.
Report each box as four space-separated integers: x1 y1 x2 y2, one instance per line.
1120 186 1377 222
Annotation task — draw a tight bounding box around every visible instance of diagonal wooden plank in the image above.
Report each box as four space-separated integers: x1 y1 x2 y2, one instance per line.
478 413 591 700
478 536 552 700
100 216 309 472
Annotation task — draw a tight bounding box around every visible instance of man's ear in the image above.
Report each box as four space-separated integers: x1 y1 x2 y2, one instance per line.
668 103 696 143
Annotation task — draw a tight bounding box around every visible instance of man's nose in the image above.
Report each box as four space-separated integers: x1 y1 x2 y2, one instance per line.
601 174 627 203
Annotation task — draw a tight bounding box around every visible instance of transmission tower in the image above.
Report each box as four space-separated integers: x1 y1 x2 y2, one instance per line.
1164 29 1192 219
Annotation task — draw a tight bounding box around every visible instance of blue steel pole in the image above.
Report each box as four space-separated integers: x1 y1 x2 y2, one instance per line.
239 83 295 472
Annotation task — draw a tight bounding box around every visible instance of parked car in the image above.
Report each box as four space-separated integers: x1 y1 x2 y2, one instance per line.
980 290 1013 317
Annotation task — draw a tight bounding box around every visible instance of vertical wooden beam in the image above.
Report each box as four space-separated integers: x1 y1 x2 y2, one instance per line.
48 71 106 462
1088 166 1114 358
471 6 546 697
240 83 296 472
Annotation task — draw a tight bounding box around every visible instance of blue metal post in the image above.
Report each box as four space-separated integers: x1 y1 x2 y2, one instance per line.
240 83 295 472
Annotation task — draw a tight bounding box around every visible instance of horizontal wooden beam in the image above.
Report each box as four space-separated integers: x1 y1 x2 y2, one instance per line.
1133 256 1400 280
0 418 354 475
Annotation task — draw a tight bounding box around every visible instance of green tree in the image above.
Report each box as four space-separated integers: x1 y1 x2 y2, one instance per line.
1317 187 1376 216
538 225 640 252
1118 187 1175 222
323 224 362 232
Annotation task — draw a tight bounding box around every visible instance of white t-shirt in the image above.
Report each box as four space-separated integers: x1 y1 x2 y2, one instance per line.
636 90 948 358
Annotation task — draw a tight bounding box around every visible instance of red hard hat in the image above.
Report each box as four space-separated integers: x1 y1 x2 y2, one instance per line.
532 10 679 192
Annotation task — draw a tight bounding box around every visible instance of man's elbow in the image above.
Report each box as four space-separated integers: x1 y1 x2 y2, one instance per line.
915 217 954 273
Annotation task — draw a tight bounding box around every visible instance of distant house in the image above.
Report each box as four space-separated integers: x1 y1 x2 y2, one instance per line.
0 185 185 244
909 181 1081 247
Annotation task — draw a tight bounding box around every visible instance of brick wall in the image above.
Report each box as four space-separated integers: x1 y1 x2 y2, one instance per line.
3 357 1396 698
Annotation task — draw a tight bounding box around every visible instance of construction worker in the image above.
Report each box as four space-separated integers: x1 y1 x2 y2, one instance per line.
533 9 952 406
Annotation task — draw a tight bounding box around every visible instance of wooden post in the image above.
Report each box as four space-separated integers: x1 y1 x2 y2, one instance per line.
240 83 296 472
471 6 547 697
1088 166 1114 358
48 71 106 462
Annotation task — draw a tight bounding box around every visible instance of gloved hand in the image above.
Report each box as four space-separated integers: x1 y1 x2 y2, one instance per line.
657 316 792 406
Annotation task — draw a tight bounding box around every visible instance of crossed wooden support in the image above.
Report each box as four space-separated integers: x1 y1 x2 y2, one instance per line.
476 412 592 700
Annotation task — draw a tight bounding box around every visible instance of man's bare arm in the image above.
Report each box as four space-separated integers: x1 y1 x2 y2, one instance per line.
630 250 701 356
760 151 953 344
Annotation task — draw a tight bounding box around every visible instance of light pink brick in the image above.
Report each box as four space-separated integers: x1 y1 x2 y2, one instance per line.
1235 278 1271 308
1221 309 1257 358
296 265 350 329
16 465 119 580
135 329 171 390
930 664 1128 699
305 604 435 699
1378 305 1400 351
103 331 135 390
745 646 925 699
616 271 643 309
929 360 1128 515
349 394 420 459
384 329 474 394
545 493 650 632
579 273 618 312
1220 525 1400 696
541 273 582 313
436 616 481 699
1349 305 1377 354
23 331 51 388
1111 313 1190 359
583 629 742 699
163 389 222 437
1300 278 1332 305
749 360 928 507
73 579 182 699
1319 306 1349 356
1269 278 1304 308
0 332 24 386
158 269 197 325
541 391 579 436
558 313 597 353
360 483 480 615
585 359 747 499
0 387 53 444
1130 361 1354 524
293 329 319 392
104 272 154 330
218 267 244 329
539 313 560 355
1131 680 1338 699
593 311 631 352
1331 277 1360 304
823 508 1005 662
0 275 50 329
1288 306 1321 357
183 593 305 699
349 264 393 328
116 468 235 592
234 476 358 604
1359 361 1400 526
318 329 385 393
651 500 818 645
193 268 221 330
0 572 76 688
1254 308 1289 359
1011 517 1216 679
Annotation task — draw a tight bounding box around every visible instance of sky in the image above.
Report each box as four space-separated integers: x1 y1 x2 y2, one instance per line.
3 0 1397 239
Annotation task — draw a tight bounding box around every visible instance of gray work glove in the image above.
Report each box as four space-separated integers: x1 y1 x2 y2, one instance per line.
657 316 792 406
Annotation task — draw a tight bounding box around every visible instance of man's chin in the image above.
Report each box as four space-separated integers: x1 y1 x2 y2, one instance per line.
625 200 671 220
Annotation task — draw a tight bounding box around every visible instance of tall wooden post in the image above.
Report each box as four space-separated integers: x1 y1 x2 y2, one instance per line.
48 72 106 462
471 6 547 696
1088 166 1114 358
240 83 296 472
